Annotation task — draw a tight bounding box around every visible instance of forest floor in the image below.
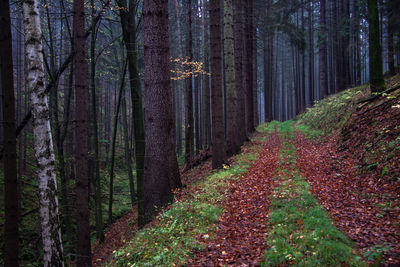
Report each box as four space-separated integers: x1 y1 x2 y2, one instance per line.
94 76 400 266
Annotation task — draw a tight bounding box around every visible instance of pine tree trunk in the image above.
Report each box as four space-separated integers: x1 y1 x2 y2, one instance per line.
244 0 254 133
234 0 246 142
143 0 182 224
319 0 328 98
224 0 239 156
185 0 194 168
0 0 19 264
253 15 258 125
308 1 315 101
173 0 184 156
201 0 211 148
210 0 227 169
22 0 64 265
116 0 146 226
72 0 92 263
89 1 104 242
368 0 385 92
108 64 126 225
388 23 395 75
121 96 136 207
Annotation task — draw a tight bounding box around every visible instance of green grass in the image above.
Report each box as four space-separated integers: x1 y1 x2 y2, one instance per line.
262 122 364 267
111 136 263 266
295 124 323 140
257 120 282 134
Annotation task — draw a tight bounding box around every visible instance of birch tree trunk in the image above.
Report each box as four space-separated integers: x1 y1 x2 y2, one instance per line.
22 0 64 265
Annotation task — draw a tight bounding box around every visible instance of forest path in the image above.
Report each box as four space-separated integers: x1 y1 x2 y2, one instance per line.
93 123 399 266
296 129 400 265
189 131 281 265
191 122 400 266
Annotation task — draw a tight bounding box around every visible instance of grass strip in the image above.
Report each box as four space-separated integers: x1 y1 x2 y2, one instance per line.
262 121 364 266
110 139 262 266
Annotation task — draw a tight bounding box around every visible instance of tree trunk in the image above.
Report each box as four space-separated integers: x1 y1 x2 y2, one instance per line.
264 0 273 122
143 0 182 224
173 0 184 156
108 63 127 225
388 23 395 75
185 0 194 168
224 0 239 156
308 1 315 101
72 0 92 263
121 95 136 207
22 0 64 265
116 0 146 226
368 0 385 92
210 0 226 169
234 0 246 142
253 14 258 125
201 0 211 148
244 0 254 133
0 0 19 264
319 0 328 98
89 0 104 242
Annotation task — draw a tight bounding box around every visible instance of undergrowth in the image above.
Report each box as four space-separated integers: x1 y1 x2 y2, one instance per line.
296 86 368 135
111 135 262 266
263 122 363 266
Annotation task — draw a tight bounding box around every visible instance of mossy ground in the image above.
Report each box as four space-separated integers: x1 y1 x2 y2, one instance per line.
263 121 364 266
111 136 262 266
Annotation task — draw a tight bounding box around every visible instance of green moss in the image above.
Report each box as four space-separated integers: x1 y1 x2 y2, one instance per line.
296 86 368 135
263 123 364 267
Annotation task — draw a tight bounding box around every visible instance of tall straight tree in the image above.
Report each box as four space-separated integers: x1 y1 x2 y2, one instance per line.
224 0 239 155
184 0 194 168
368 0 385 92
233 0 246 143
210 0 226 169
319 0 328 98
244 0 254 133
89 0 104 242
73 0 92 263
264 0 273 122
22 0 64 265
116 0 146 227
201 0 211 148
0 0 19 265
142 0 182 225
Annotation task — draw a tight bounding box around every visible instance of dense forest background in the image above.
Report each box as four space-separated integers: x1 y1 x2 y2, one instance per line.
0 0 399 265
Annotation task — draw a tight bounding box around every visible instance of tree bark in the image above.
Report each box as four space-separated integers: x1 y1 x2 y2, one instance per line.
142 0 182 224
72 0 92 263
201 0 211 148
210 0 226 169
116 0 146 226
224 0 239 156
22 0 64 265
121 96 136 207
89 0 104 242
184 0 194 168
368 0 385 92
234 0 246 142
244 0 254 133
387 22 395 75
108 62 127 225
319 0 328 98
